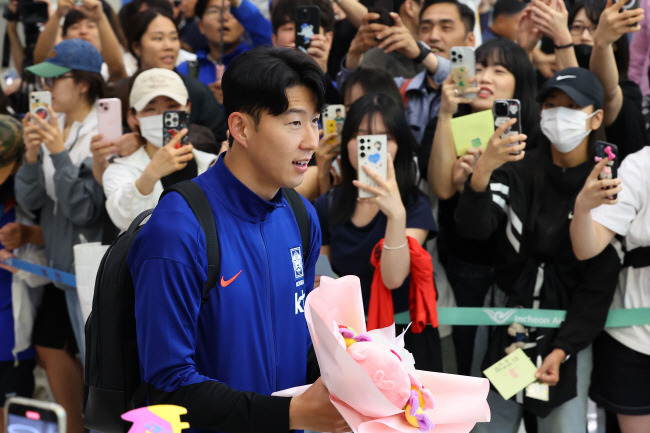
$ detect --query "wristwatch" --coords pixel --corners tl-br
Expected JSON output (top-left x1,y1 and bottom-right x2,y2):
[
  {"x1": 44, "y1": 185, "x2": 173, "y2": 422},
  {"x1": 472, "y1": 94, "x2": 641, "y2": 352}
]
[{"x1": 413, "y1": 41, "x2": 432, "y2": 63}]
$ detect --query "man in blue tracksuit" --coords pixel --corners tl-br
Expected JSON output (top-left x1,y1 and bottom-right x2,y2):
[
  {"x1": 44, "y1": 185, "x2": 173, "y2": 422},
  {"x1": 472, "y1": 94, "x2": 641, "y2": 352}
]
[
  {"x1": 127, "y1": 47, "x2": 347, "y2": 433},
  {"x1": 176, "y1": 0, "x2": 272, "y2": 86}
]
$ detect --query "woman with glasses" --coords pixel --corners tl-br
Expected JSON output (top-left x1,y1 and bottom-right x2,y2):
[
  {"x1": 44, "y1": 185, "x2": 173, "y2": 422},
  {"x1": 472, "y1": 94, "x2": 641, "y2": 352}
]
[
  {"x1": 16, "y1": 38, "x2": 107, "y2": 433},
  {"x1": 530, "y1": 0, "x2": 647, "y2": 160}
]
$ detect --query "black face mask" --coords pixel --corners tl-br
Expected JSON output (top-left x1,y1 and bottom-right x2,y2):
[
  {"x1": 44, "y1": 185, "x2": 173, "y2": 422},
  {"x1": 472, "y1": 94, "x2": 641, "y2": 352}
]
[{"x1": 574, "y1": 44, "x2": 593, "y2": 69}]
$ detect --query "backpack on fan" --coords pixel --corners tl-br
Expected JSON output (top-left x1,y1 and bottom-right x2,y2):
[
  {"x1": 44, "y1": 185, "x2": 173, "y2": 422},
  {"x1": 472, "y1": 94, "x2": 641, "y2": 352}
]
[{"x1": 83, "y1": 181, "x2": 310, "y2": 433}]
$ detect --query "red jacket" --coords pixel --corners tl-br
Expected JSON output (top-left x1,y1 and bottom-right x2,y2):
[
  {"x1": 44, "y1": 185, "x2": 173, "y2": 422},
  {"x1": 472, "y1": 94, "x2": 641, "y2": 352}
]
[{"x1": 367, "y1": 236, "x2": 438, "y2": 333}]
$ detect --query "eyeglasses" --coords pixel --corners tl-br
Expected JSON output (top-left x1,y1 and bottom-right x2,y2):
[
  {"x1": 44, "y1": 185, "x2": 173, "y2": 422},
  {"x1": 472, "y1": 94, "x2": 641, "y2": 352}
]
[
  {"x1": 570, "y1": 23, "x2": 597, "y2": 36},
  {"x1": 38, "y1": 73, "x2": 74, "y2": 89}
]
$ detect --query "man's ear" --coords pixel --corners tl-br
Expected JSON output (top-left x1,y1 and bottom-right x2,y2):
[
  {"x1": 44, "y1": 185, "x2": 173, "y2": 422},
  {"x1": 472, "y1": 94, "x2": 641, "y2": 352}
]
[
  {"x1": 271, "y1": 32, "x2": 278, "y2": 47},
  {"x1": 228, "y1": 112, "x2": 251, "y2": 148},
  {"x1": 198, "y1": 19, "x2": 206, "y2": 35},
  {"x1": 465, "y1": 31, "x2": 476, "y2": 48},
  {"x1": 404, "y1": 0, "x2": 419, "y2": 19},
  {"x1": 186, "y1": 102, "x2": 191, "y2": 115}
]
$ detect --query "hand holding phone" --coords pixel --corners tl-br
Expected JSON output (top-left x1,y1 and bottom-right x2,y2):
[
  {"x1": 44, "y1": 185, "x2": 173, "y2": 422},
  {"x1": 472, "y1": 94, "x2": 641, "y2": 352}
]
[
  {"x1": 450, "y1": 47, "x2": 477, "y2": 99},
  {"x1": 369, "y1": 0, "x2": 394, "y2": 26},
  {"x1": 97, "y1": 98, "x2": 123, "y2": 143},
  {"x1": 29, "y1": 91, "x2": 52, "y2": 126},
  {"x1": 163, "y1": 110, "x2": 190, "y2": 148},
  {"x1": 595, "y1": 141, "x2": 619, "y2": 199},
  {"x1": 357, "y1": 134, "x2": 387, "y2": 198},
  {"x1": 295, "y1": 5, "x2": 320, "y2": 53},
  {"x1": 493, "y1": 99, "x2": 522, "y2": 155},
  {"x1": 322, "y1": 104, "x2": 345, "y2": 148}
]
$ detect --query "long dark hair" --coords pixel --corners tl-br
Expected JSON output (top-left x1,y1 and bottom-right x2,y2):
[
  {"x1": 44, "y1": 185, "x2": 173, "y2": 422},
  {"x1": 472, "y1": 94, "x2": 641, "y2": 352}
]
[
  {"x1": 475, "y1": 38, "x2": 539, "y2": 134},
  {"x1": 329, "y1": 92, "x2": 420, "y2": 226}
]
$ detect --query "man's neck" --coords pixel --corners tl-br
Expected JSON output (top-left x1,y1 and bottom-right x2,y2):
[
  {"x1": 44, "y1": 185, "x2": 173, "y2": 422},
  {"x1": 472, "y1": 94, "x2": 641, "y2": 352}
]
[{"x1": 222, "y1": 145, "x2": 278, "y2": 201}]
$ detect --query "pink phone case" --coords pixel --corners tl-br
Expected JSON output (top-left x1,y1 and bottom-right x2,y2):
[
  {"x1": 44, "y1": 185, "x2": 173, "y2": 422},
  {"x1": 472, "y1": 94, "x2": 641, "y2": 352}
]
[{"x1": 97, "y1": 98, "x2": 123, "y2": 143}]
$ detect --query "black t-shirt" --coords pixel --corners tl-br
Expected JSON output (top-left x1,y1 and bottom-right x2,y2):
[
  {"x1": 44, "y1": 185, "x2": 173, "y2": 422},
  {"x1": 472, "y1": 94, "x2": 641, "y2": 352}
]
[
  {"x1": 604, "y1": 80, "x2": 649, "y2": 160},
  {"x1": 417, "y1": 104, "x2": 495, "y2": 265}
]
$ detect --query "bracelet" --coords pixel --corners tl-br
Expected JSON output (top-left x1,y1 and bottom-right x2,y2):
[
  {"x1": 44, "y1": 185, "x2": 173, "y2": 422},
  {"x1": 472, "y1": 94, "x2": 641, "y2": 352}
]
[
  {"x1": 553, "y1": 42, "x2": 574, "y2": 50},
  {"x1": 383, "y1": 241, "x2": 407, "y2": 250}
]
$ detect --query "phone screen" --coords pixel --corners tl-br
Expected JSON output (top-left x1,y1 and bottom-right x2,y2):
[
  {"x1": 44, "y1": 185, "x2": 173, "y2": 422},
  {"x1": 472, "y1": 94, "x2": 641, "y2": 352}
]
[{"x1": 7, "y1": 405, "x2": 61, "y2": 433}]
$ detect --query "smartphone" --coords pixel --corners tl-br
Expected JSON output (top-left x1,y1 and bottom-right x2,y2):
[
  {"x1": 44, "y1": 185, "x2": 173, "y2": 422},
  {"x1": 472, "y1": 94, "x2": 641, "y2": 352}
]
[
  {"x1": 369, "y1": 0, "x2": 394, "y2": 26},
  {"x1": 322, "y1": 104, "x2": 345, "y2": 148},
  {"x1": 595, "y1": 141, "x2": 619, "y2": 199},
  {"x1": 450, "y1": 46, "x2": 476, "y2": 99},
  {"x1": 616, "y1": 0, "x2": 639, "y2": 11},
  {"x1": 97, "y1": 98, "x2": 123, "y2": 143},
  {"x1": 493, "y1": 99, "x2": 522, "y2": 155},
  {"x1": 163, "y1": 110, "x2": 190, "y2": 148},
  {"x1": 29, "y1": 91, "x2": 52, "y2": 126},
  {"x1": 357, "y1": 134, "x2": 387, "y2": 199},
  {"x1": 4, "y1": 397, "x2": 66, "y2": 433},
  {"x1": 295, "y1": 5, "x2": 320, "y2": 54}
]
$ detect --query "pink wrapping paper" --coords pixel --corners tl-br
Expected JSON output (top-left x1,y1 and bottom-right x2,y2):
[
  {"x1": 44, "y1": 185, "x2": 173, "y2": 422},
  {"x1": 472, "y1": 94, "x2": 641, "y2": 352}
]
[{"x1": 291, "y1": 275, "x2": 490, "y2": 433}]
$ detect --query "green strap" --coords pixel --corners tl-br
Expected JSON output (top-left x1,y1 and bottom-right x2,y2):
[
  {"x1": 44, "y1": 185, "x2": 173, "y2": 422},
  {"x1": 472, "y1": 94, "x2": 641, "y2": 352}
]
[{"x1": 392, "y1": 307, "x2": 650, "y2": 328}]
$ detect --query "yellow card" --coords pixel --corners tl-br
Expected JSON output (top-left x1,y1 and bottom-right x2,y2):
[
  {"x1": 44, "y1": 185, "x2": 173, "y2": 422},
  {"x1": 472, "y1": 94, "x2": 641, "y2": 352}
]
[
  {"x1": 450, "y1": 109, "x2": 494, "y2": 156},
  {"x1": 483, "y1": 348, "x2": 538, "y2": 400}
]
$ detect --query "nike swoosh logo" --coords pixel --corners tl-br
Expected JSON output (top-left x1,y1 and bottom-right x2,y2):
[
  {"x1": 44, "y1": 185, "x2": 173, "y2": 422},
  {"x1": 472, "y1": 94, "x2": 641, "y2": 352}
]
[
  {"x1": 556, "y1": 75, "x2": 576, "y2": 81},
  {"x1": 221, "y1": 270, "x2": 242, "y2": 287}
]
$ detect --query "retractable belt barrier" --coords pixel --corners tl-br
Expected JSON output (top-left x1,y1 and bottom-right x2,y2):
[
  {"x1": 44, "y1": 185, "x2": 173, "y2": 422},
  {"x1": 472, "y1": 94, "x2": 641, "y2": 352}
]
[{"x1": 5, "y1": 258, "x2": 650, "y2": 328}]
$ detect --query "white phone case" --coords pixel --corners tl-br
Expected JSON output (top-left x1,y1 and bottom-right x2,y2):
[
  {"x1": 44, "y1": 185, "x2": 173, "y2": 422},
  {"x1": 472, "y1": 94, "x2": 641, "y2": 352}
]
[
  {"x1": 97, "y1": 98, "x2": 123, "y2": 143},
  {"x1": 5, "y1": 396, "x2": 67, "y2": 433},
  {"x1": 357, "y1": 134, "x2": 387, "y2": 198},
  {"x1": 450, "y1": 46, "x2": 477, "y2": 99},
  {"x1": 29, "y1": 91, "x2": 52, "y2": 125}
]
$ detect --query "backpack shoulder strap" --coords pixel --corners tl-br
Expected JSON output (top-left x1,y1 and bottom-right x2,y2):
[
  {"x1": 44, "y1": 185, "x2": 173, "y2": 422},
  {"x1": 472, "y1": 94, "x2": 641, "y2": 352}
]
[
  {"x1": 161, "y1": 180, "x2": 219, "y2": 303},
  {"x1": 282, "y1": 188, "x2": 311, "y2": 264}
]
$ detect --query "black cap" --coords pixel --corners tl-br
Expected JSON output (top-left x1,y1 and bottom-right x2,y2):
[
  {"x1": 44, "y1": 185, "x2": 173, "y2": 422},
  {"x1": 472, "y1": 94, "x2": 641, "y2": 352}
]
[{"x1": 537, "y1": 67, "x2": 604, "y2": 109}]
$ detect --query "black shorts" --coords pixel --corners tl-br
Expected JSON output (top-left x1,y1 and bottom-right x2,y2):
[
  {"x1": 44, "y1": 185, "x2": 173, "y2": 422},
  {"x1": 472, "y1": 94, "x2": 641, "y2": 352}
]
[
  {"x1": 590, "y1": 331, "x2": 650, "y2": 415},
  {"x1": 0, "y1": 358, "x2": 36, "y2": 405},
  {"x1": 31, "y1": 284, "x2": 79, "y2": 355}
]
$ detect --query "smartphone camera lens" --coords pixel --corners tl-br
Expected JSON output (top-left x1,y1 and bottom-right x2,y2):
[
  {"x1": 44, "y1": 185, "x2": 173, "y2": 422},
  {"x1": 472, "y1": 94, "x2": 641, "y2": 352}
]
[
  {"x1": 458, "y1": 54, "x2": 463, "y2": 60},
  {"x1": 360, "y1": 152, "x2": 366, "y2": 158},
  {"x1": 495, "y1": 102, "x2": 508, "y2": 117},
  {"x1": 360, "y1": 138, "x2": 366, "y2": 144}
]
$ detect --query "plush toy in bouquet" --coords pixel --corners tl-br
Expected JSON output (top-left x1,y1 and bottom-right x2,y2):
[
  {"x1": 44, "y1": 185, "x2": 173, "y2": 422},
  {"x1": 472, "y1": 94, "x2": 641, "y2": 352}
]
[{"x1": 275, "y1": 275, "x2": 491, "y2": 433}]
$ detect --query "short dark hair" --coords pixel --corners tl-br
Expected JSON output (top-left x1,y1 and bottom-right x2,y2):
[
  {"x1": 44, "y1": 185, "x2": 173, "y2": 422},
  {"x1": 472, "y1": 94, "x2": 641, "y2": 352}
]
[
  {"x1": 492, "y1": 0, "x2": 525, "y2": 20},
  {"x1": 222, "y1": 47, "x2": 326, "y2": 142},
  {"x1": 72, "y1": 70, "x2": 106, "y2": 105},
  {"x1": 340, "y1": 67, "x2": 402, "y2": 108},
  {"x1": 419, "y1": 0, "x2": 475, "y2": 33},
  {"x1": 126, "y1": 8, "x2": 176, "y2": 59},
  {"x1": 271, "y1": 0, "x2": 335, "y2": 34},
  {"x1": 62, "y1": 9, "x2": 88, "y2": 37},
  {"x1": 568, "y1": 0, "x2": 629, "y2": 78}
]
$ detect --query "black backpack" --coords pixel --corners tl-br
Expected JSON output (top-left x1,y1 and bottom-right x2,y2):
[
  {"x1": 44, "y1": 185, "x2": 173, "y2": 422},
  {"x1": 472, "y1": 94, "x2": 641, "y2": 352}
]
[{"x1": 83, "y1": 180, "x2": 311, "y2": 433}]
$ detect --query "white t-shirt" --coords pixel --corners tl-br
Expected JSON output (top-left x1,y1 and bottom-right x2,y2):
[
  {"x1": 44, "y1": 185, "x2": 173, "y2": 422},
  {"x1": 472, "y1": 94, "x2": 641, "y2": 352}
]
[
  {"x1": 103, "y1": 146, "x2": 217, "y2": 231},
  {"x1": 591, "y1": 146, "x2": 650, "y2": 355}
]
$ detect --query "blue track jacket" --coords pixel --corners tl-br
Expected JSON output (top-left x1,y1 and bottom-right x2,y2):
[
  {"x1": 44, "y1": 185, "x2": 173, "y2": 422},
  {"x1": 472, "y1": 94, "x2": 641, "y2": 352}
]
[{"x1": 127, "y1": 155, "x2": 321, "y2": 433}]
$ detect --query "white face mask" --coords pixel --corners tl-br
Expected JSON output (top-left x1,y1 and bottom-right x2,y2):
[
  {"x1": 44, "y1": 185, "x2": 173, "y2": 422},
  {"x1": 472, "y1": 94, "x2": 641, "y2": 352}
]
[
  {"x1": 137, "y1": 114, "x2": 164, "y2": 148},
  {"x1": 540, "y1": 106, "x2": 600, "y2": 154}
]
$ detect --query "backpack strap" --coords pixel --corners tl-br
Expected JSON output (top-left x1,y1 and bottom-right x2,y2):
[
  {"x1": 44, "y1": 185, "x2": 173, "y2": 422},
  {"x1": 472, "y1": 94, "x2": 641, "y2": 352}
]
[
  {"x1": 282, "y1": 188, "x2": 311, "y2": 264},
  {"x1": 161, "y1": 181, "x2": 219, "y2": 304}
]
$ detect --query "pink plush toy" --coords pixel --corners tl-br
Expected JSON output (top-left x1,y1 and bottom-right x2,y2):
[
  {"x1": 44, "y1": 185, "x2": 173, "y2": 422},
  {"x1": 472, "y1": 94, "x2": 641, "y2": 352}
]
[{"x1": 339, "y1": 326, "x2": 435, "y2": 431}]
